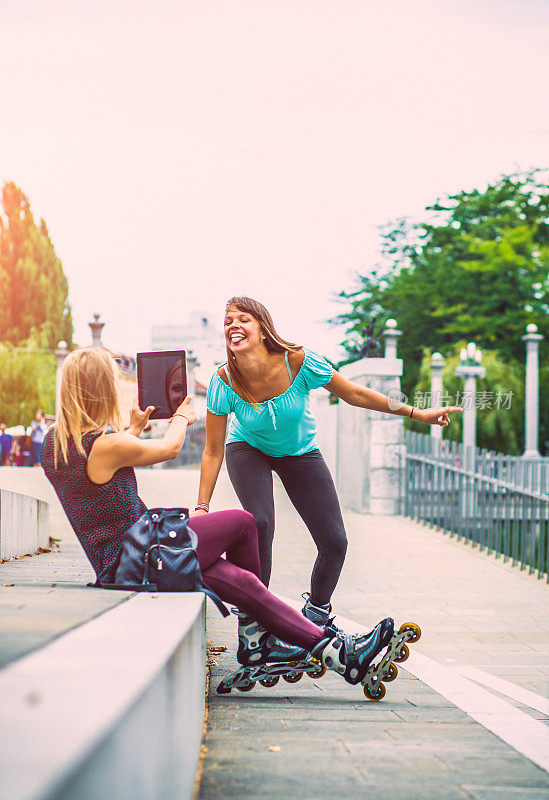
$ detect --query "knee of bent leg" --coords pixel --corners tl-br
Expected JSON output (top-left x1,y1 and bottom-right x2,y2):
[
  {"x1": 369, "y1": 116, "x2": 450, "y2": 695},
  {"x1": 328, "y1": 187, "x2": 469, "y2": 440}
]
[
  {"x1": 252, "y1": 512, "x2": 274, "y2": 543},
  {"x1": 234, "y1": 509, "x2": 256, "y2": 530},
  {"x1": 326, "y1": 529, "x2": 348, "y2": 562}
]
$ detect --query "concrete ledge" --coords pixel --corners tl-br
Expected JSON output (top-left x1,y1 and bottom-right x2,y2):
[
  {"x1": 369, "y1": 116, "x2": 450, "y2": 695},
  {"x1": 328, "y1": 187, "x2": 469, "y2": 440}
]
[
  {"x1": 0, "y1": 489, "x2": 49, "y2": 560},
  {"x1": 0, "y1": 592, "x2": 206, "y2": 800}
]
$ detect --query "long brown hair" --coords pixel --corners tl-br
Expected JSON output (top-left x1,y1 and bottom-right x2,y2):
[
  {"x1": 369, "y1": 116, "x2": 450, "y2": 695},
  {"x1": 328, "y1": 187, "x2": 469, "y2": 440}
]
[
  {"x1": 54, "y1": 348, "x2": 122, "y2": 466},
  {"x1": 225, "y1": 297, "x2": 301, "y2": 406}
]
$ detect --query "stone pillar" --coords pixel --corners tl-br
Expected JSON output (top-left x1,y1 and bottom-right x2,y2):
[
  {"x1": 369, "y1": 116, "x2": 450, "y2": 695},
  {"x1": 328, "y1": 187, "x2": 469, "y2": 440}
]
[
  {"x1": 89, "y1": 313, "x2": 105, "y2": 347},
  {"x1": 336, "y1": 320, "x2": 404, "y2": 515},
  {"x1": 383, "y1": 318, "x2": 402, "y2": 359},
  {"x1": 430, "y1": 352, "x2": 445, "y2": 441},
  {"x1": 55, "y1": 341, "x2": 69, "y2": 419},
  {"x1": 310, "y1": 390, "x2": 338, "y2": 479},
  {"x1": 522, "y1": 323, "x2": 543, "y2": 459}
]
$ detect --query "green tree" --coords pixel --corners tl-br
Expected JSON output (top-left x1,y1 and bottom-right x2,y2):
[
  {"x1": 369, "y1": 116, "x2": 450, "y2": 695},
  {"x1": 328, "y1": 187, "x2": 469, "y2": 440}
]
[
  {"x1": 333, "y1": 169, "x2": 548, "y2": 454},
  {"x1": 0, "y1": 347, "x2": 56, "y2": 427},
  {"x1": 0, "y1": 182, "x2": 73, "y2": 349},
  {"x1": 0, "y1": 182, "x2": 73, "y2": 425}
]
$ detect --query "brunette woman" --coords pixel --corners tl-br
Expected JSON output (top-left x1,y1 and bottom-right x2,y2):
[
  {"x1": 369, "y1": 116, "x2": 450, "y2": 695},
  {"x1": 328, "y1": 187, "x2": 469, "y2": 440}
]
[{"x1": 195, "y1": 297, "x2": 462, "y2": 627}]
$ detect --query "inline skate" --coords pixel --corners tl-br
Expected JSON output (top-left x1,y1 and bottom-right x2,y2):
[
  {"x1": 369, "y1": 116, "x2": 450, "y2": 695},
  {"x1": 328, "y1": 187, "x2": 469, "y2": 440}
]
[
  {"x1": 216, "y1": 613, "x2": 422, "y2": 700},
  {"x1": 216, "y1": 609, "x2": 328, "y2": 694},
  {"x1": 313, "y1": 619, "x2": 422, "y2": 700},
  {"x1": 301, "y1": 592, "x2": 341, "y2": 633}
]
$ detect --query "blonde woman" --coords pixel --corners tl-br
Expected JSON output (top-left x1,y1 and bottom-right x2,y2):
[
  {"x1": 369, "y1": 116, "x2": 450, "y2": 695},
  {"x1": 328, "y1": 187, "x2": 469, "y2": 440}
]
[
  {"x1": 195, "y1": 297, "x2": 463, "y2": 628},
  {"x1": 41, "y1": 347, "x2": 401, "y2": 691}
]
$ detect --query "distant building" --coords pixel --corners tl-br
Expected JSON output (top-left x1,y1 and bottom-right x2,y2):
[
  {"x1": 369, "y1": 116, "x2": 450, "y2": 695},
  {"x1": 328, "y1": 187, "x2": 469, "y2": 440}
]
[
  {"x1": 151, "y1": 312, "x2": 225, "y2": 365},
  {"x1": 151, "y1": 312, "x2": 226, "y2": 418}
]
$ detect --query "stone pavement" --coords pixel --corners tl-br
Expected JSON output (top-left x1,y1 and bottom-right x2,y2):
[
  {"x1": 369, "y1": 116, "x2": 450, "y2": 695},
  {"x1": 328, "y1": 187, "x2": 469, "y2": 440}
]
[
  {"x1": 198, "y1": 470, "x2": 549, "y2": 800},
  {"x1": 1, "y1": 466, "x2": 548, "y2": 800}
]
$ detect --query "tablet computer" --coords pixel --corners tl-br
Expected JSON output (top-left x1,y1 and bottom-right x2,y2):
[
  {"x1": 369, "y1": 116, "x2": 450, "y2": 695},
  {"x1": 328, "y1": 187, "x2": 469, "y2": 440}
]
[{"x1": 137, "y1": 350, "x2": 187, "y2": 420}]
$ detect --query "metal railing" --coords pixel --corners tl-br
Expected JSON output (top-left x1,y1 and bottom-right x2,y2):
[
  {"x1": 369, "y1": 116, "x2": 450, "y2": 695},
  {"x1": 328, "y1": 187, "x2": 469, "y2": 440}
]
[
  {"x1": 161, "y1": 418, "x2": 206, "y2": 468},
  {"x1": 399, "y1": 431, "x2": 549, "y2": 580}
]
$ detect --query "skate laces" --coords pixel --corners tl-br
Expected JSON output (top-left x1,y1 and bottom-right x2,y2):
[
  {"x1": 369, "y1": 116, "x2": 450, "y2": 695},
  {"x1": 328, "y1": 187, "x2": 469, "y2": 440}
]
[{"x1": 336, "y1": 629, "x2": 381, "y2": 666}]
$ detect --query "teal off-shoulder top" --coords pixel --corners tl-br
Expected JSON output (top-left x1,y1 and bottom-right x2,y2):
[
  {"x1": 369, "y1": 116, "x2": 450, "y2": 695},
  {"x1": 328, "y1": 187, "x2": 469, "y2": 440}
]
[{"x1": 206, "y1": 348, "x2": 334, "y2": 457}]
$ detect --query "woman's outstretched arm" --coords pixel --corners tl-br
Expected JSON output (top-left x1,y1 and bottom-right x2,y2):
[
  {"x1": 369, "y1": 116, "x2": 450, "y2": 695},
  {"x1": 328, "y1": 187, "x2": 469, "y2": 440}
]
[
  {"x1": 192, "y1": 411, "x2": 228, "y2": 516},
  {"x1": 87, "y1": 397, "x2": 197, "y2": 483},
  {"x1": 326, "y1": 372, "x2": 462, "y2": 427}
]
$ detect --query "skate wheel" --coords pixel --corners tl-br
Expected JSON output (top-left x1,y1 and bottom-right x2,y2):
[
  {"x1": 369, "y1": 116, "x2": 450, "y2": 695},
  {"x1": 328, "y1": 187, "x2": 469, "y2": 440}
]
[
  {"x1": 260, "y1": 675, "x2": 280, "y2": 687},
  {"x1": 398, "y1": 622, "x2": 421, "y2": 642},
  {"x1": 237, "y1": 681, "x2": 256, "y2": 692},
  {"x1": 393, "y1": 643, "x2": 409, "y2": 663},
  {"x1": 364, "y1": 682, "x2": 386, "y2": 701},
  {"x1": 383, "y1": 662, "x2": 398, "y2": 682},
  {"x1": 307, "y1": 664, "x2": 327, "y2": 679},
  {"x1": 283, "y1": 672, "x2": 302, "y2": 683}
]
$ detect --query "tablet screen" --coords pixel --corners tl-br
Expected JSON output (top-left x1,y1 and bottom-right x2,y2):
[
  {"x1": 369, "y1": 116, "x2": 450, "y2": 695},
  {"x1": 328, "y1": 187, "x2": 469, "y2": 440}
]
[{"x1": 137, "y1": 350, "x2": 187, "y2": 419}]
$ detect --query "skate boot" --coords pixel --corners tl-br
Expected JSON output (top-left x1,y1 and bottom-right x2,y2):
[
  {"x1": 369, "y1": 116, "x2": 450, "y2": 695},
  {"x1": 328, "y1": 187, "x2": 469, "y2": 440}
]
[
  {"x1": 301, "y1": 592, "x2": 341, "y2": 635},
  {"x1": 216, "y1": 610, "x2": 322, "y2": 695},
  {"x1": 312, "y1": 617, "x2": 395, "y2": 685},
  {"x1": 236, "y1": 611, "x2": 309, "y2": 666},
  {"x1": 312, "y1": 618, "x2": 423, "y2": 700}
]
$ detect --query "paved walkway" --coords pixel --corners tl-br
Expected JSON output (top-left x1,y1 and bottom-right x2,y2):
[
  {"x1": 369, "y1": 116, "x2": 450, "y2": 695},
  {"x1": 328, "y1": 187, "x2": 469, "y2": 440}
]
[
  {"x1": 198, "y1": 470, "x2": 549, "y2": 800},
  {"x1": 1, "y1": 466, "x2": 548, "y2": 800}
]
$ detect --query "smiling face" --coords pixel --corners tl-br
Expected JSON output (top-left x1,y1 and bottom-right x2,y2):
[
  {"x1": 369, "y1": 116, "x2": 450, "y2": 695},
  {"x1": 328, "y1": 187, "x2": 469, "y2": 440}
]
[
  {"x1": 165, "y1": 362, "x2": 186, "y2": 413},
  {"x1": 224, "y1": 305, "x2": 264, "y2": 355}
]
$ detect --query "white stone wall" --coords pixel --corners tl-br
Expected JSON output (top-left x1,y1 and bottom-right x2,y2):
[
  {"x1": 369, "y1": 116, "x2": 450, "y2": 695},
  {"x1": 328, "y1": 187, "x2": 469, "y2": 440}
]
[
  {"x1": 0, "y1": 489, "x2": 49, "y2": 560},
  {"x1": 310, "y1": 389, "x2": 337, "y2": 479},
  {"x1": 336, "y1": 375, "x2": 371, "y2": 512},
  {"x1": 335, "y1": 357, "x2": 405, "y2": 515}
]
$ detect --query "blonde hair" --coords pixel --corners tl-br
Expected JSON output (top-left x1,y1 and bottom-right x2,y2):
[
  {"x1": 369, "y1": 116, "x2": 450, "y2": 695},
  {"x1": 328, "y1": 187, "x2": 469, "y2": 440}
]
[
  {"x1": 54, "y1": 348, "x2": 122, "y2": 467},
  {"x1": 225, "y1": 297, "x2": 301, "y2": 406}
]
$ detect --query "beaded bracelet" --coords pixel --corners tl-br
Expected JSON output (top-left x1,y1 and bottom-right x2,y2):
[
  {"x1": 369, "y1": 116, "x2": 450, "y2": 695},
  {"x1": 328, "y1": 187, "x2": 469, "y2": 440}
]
[{"x1": 195, "y1": 503, "x2": 210, "y2": 512}]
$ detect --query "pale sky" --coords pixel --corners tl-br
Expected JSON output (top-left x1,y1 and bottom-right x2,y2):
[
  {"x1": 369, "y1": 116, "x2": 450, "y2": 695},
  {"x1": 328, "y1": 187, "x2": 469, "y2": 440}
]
[{"x1": 1, "y1": 0, "x2": 547, "y2": 362}]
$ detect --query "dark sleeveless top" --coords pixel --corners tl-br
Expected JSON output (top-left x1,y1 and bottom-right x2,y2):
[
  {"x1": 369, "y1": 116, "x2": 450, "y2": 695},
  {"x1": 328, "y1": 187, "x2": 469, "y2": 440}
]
[{"x1": 42, "y1": 428, "x2": 147, "y2": 583}]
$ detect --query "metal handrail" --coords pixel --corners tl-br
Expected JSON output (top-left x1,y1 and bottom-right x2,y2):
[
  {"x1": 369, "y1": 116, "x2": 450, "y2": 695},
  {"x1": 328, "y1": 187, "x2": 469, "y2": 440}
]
[
  {"x1": 401, "y1": 431, "x2": 549, "y2": 581},
  {"x1": 405, "y1": 453, "x2": 548, "y2": 502}
]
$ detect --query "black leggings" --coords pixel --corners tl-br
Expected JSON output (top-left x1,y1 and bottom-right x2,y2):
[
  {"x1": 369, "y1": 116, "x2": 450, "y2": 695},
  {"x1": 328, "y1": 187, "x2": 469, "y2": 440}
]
[{"x1": 225, "y1": 442, "x2": 347, "y2": 606}]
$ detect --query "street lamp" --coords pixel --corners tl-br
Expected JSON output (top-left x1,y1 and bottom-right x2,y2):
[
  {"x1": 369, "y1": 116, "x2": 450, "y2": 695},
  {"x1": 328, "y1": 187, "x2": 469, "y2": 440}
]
[
  {"x1": 455, "y1": 342, "x2": 486, "y2": 453},
  {"x1": 89, "y1": 313, "x2": 105, "y2": 348},
  {"x1": 460, "y1": 343, "x2": 482, "y2": 367},
  {"x1": 55, "y1": 341, "x2": 69, "y2": 419}
]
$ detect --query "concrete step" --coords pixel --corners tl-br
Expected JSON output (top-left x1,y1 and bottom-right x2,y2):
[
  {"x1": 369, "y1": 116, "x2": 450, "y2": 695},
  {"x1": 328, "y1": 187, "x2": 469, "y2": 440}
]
[{"x1": 0, "y1": 592, "x2": 206, "y2": 800}]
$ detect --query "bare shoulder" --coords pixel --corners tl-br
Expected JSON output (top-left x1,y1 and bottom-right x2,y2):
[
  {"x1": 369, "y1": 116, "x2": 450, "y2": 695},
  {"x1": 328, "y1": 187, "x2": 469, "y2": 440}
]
[
  {"x1": 90, "y1": 431, "x2": 137, "y2": 458},
  {"x1": 288, "y1": 348, "x2": 306, "y2": 378},
  {"x1": 217, "y1": 365, "x2": 229, "y2": 386},
  {"x1": 86, "y1": 431, "x2": 138, "y2": 483}
]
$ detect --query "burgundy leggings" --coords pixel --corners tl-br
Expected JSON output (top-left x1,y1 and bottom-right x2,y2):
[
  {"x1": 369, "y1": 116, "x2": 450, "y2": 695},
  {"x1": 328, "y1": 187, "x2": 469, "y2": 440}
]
[{"x1": 190, "y1": 509, "x2": 325, "y2": 651}]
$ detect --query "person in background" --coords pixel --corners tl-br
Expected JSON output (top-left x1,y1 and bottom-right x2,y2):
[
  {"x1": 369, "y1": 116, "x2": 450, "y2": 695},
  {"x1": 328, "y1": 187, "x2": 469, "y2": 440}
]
[
  {"x1": 13, "y1": 434, "x2": 29, "y2": 467},
  {"x1": 29, "y1": 409, "x2": 48, "y2": 466},
  {"x1": 0, "y1": 423, "x2": 13, "y2": 466}
]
